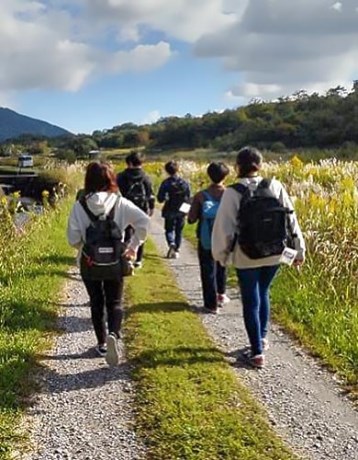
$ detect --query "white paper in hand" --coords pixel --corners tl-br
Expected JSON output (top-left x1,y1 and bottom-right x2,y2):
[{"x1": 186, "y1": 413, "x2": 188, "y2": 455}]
[
  {"x1": 179, "y1": 202, "x2": 191, "y2": 214},
  {"x1": 279, "y1": 247, "x2": 298, "y2": 266}
]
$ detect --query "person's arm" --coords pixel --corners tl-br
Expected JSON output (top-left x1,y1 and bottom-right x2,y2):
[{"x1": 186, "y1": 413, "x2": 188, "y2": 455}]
[
  {"x1": 278, "y1": 183, "x2": 306, "y2": 263},
  {"x1": 117, "y1": 173, "x2": 127, "y2": 196},
  {"x1": 144, "y1": 176, "x2": 155, "y2": 213},
  {"x1": 67, "y1": 204, "x2": 83, "y2": 249},
  {"x1": 157, "y1": 180, "x2": 168, "y2": 203},
  {"x1": 121, "y1": 199, "x2": 150, "y2": 252},
  {"x1": 212, "y1": 188, "x2": 239, "y2": 266},
  {"x1": 187, "y1": 192, "x2": 201, "y2": 224}
]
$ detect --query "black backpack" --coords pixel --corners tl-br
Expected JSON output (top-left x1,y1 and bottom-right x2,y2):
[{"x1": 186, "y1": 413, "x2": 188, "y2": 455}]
[
  {"x1": 168, "y1": 178, "x2": 188, "y2": 212},
  {"x1": 126, "y1": 179, "x2": 147, "y2": 210},
  {"x1": 79, "y1": 197, "x2": 126, "y2": 280},
  {"x1": 231, "y1": 179, "x2": 294, "y2": 259}
]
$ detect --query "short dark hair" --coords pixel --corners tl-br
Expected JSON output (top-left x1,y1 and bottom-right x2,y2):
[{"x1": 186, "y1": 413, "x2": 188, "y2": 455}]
[
  {"x1": 84, "y1": 161, "x2": 119, "y2": 194},
  {"x1": 165, "y1": 160, "x2": 179, "y2": 176},
  {"x1": 236, "y1": 146, "x2": 262, "y2": 177},
  {"x1": 126, "y1": 151, "x2": 144, "y2": 167},
  {"x1": 207, "y1": 162, "x2": 230, "y2": 184}
]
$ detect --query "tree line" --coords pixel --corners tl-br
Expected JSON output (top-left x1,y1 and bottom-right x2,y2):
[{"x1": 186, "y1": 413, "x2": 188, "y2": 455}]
[{"x1": 2, "y1": 82, "x2": 358, "y2": 160}]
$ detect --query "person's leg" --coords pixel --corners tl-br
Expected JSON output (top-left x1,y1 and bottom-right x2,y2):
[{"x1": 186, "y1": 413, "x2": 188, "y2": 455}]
[
  {"x1": 164, "y1": 215, "x2": 176, "y2": 247},
  {"x1": 236, "y1": 268, "x2": 262, "y2": 355},
  {"x1": 216, "y1": 262, "x2": 227, "y2": 295},
  {"x1": 103, "y1": 279, "x2": 124, "y2": 366},
  {"x1": 135, "y1": 243, "x2": 144, "y2": 264},
  {"x1": 83, "y1": 279, "x2": 106, "y2": 345},
  {"x1": 103, "y1": 279, "x2": 124, "y2": 338},
  {"x1": 198, "y1": 244, "x2": 217, "y2": 310},
  {"x1": 258, "y1": 265, "x2": 280, "y2": 339},
  {"x1": 174, "y1": 214, "x2": 185, "y2": 251}
]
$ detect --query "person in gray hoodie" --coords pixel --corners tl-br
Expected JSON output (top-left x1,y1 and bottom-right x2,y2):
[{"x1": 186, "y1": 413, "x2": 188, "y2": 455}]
[
  {"x1": 212, "y1": 147, "x2": 305, "y2": 369},
  {"x1": 67, "y1": 161, "x2": 150, "y2": 366}
]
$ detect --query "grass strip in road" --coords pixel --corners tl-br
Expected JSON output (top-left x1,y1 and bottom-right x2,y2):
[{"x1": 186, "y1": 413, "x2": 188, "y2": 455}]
[
  {"x1": 125, "y1": 239, "x2": 298, "y2": 460},
  {"x1": 0, "y1": 198, "x2": 75, "y2": 459}
]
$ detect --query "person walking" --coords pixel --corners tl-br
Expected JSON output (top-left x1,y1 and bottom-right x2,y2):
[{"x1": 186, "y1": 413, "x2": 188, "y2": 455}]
[
  {"x1": 67, "y1": 161, "x2": 150, "y2": 366},
  {"x1": 157, "y1": 160, "x2": 190, "y2": 259},
  {"x1": 212, "y1": 147, "x2": 305, "y2": 368},
  {"x1": 188, "y1": 162, "x2": 230, "y2": 313},
  {"x1": 117, "y1": 151, "x2": 155, "y2": 268}
]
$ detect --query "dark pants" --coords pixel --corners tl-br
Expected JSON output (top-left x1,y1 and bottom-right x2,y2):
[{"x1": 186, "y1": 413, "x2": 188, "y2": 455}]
[
  {"x1": 198, "y1": 244, "x2": 227, "y2": 309},
  {"x1": 236, "y1": 265, "x2": 279, "y2": 355},
  {"x1": 83, "y1": 279, "x2": 124, "y2": 345},
  {"x1": 125, "y1": 226, "x2": 144, "y2": 263},
  {"x1": 164, "y1": 213, "x2": 185, "y2": 250}
]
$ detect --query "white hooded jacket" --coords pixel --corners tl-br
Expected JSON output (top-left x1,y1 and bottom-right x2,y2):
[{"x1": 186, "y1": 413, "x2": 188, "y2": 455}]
[
  {"x1": 67, "y1": 192, "x2": 150, "y2": 252},
  {"x1": 212, "y1": 177, "x2": 305, "y2": 269}
]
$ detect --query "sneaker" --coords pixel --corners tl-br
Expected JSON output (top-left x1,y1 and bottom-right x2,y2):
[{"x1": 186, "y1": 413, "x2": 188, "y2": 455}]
[
  {"x1": 134, "y1": 261, "x2": 143, "y2": 269},
  {"x1": 105, "y1": 333, "x2": 120, "y2": 366},
  {"x1": 217, "y1": 293, "x2": 230, "y2": 307},
  {"x1": 202, "y1": 306, "x2": 218, "y2": 315},
  {"x1": 262, "y1": 338, "x2": 269, "y2": 351},
  {"x1": 174, "y1": 251, "x2": 180, "y2": 259},
  {"x1": 250, "y1": 354, "x2": 265, "y2": 369},
  {"x1": 95, "y1": 344, "x2": 107, "y2": 357},
  {"x1": 167, "y1": 244, "x2": 176, "y2": 259},
  {"x1": 238, "y1": 350, "x2": 265, "y2": 369}
]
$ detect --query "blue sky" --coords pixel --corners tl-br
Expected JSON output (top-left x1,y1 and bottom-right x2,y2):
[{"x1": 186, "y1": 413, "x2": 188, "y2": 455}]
[{"x1": 1, "y1": 0, "x2": 357, "y2": 135}]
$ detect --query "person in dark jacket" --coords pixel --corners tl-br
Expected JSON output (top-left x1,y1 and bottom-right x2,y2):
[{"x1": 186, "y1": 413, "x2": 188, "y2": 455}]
[
  {"x1": 117, "y1": 151, "x2": 155, "y2": 268},
  {"x1": 157, "y1": 160, "x2": 190, "y2": 258}
]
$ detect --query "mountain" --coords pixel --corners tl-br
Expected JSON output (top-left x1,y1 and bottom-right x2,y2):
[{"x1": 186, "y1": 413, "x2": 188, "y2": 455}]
[{"x1": 0, "y1": 107, "x2": 71, "y2": 142}]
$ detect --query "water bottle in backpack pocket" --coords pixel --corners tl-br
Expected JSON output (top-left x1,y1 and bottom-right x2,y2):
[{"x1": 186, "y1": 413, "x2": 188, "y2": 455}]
[
  {"x1": 199, "y1": 191, "x2": 220, "y2": 250},
  {"x1": 231, "y1": 179, "x2": 295, "y2": 259}
]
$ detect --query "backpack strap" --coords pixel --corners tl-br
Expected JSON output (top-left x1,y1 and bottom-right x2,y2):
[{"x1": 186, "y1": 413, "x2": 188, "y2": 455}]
[
  {"x1": 80, "y1": 197, "x2": 99, "y2": 222},
  {"x1": 80, "y1": 195, "x2": 119, "y2": 222},
  {"x1": 257, "y1": 178, "x2": 272, "y2": 189},
  {"x1": 229, "y1": 183, "x2": 248, "y2": 195}
]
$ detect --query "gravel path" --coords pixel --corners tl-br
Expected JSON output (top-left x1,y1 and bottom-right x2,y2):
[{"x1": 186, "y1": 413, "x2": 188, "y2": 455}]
[
  {"x1": 21, "y1": 269, "x2": 145, "y2": 460},
  {"x1": 150, "y1": 211, "x2": 358, "y2": 460}
]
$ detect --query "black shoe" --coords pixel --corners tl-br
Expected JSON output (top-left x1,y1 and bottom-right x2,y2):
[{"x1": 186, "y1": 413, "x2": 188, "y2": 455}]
[{"x1": 95, "y1": 344, "x2": 107, "y2": 357}]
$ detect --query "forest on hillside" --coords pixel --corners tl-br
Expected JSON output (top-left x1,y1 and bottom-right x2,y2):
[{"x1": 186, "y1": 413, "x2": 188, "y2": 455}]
[{"x1": 2, "y1": 82, "x2": 358, "y2": 159}]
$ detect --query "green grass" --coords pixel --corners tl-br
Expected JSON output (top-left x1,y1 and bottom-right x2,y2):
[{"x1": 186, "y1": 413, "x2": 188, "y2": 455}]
[
  {"x1": 0, "y1": 198, "x2": 75, "y2": 459},
  {"x1": 183, "y1": 221, "x2": 357, "y2": 400},
  {"x1": 124, "y1": 239, "x2": 299, "y2": 460},
  {"x1": 271, "y1": 262, "x2": 358, "y2": 399}
]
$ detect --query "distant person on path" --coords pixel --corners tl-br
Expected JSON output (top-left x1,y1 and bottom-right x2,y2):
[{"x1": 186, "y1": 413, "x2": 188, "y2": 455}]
[
  {"x1": 188, "y1": 162, "x2": 230, "y2": 314},
  {"x1": 212, "y1": 147, "x2": 305, "y2": 368},
  {"x1": 67, "y1": 161, "x2": 150, "y2": 365},
  {"x1": 117, "y1": 151, "x2": 155, "y2": 269},
  {"x1": 157, "y1": 160, "x2": 191, "y2": 258}
]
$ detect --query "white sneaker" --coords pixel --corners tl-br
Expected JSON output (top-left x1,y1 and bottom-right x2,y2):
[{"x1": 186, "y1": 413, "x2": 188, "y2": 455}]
[
  {"x1": 174, "y1": 251, "x2": 179, "y2": 259},
  {"x1": 105, "y1": 333, "x2": 120, "y2": 366},
  {"x1": 217, "y1": 293, "x2": 230, "y2": 307}
]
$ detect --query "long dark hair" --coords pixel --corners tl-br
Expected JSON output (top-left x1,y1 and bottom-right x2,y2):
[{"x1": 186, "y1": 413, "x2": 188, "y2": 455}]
[
  {"x1": 84, "y1": 162, "x2": 119, "y2": 194},
  {"x1": 236, "y1": 146, "x2": 262, "y2": 178}
]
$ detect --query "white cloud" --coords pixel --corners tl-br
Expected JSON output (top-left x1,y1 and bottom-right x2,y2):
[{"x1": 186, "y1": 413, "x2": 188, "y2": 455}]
[
  {"x1": 196, "y1": 0, "x2": 358, "y2": 100},
  {"x1": 331, "y1": 2, "x2": 342, "y2": 12},
  {"x1": 142, "y1": 110, "x2": 161, "y2": 124},
  {"x1": 0, "y1": 1, "x2": 173, "y2": 93}
]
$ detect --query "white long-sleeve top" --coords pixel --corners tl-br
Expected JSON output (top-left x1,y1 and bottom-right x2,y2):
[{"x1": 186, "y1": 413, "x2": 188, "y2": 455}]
[
  {"x1": 212, "y1": 177, "x2": 306, "y2": 269},
  {"x1": 67, "y1": 192, "x2": 150, "y2": 252}
]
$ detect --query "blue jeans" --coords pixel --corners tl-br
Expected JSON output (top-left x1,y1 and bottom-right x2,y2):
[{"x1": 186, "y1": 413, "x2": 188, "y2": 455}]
[
  {"x1": 236, "y1": 265, "x2": 279, "y2": 355},
  {"x1": 198, "y1": 244, "x2": 227, "y2": 309},
  {"x1": 164, "y1": 213, "x2": 185, "y2": 250}
]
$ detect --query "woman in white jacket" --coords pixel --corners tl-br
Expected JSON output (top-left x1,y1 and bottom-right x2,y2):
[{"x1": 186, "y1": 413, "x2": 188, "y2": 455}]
[
  {"x1": 67, "y1": 161, "x2": 150, "y2": 366},
  {"x1": 212, "y1": 147, "x2": 305, "y2": 368}
]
